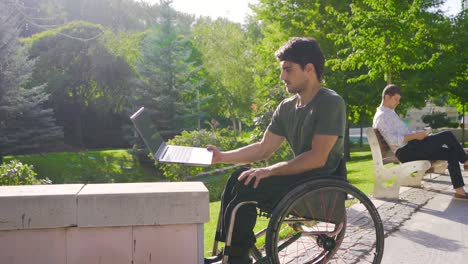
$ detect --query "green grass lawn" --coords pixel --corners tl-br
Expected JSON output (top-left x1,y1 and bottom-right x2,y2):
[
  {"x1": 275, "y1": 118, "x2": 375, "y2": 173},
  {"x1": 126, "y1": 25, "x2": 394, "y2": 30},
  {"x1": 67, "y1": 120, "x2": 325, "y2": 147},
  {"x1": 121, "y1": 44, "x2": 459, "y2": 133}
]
[{"x1": 4, "y1": 149, "x2": 160, "y2": 184}]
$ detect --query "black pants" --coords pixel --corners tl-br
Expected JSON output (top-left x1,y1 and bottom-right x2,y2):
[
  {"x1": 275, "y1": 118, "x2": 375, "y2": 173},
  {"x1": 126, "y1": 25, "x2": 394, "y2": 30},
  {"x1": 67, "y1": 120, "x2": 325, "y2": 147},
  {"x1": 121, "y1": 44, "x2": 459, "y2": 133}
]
[
  {"x1": 215, "y1": 167, "x2": 335, "y2": 256},
  {"x1": 396, "y1": 130, "x2": 467, "y2": 189}
]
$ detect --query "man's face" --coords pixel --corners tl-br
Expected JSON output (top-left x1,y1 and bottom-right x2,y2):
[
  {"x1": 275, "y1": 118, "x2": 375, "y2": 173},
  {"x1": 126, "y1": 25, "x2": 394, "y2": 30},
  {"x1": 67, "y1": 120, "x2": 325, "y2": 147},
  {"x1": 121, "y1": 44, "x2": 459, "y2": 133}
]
[
  {"x1": 385, "y1": 94, "x2": 401, "y2": 109},
  {"x1": 280, "y1": 61, "x2": 310, "y2": 94}
]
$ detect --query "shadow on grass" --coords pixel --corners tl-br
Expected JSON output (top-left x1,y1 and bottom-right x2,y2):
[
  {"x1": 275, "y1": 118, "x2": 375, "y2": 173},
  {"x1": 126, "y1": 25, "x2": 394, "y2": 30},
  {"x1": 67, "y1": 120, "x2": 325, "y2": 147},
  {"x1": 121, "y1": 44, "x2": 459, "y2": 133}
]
[
  {"x1": 348, "y1": 153, "x2": 373, "y2": 162},
  {"x1": 347, "y1": 174, "x2": 372, "y2": 185}
]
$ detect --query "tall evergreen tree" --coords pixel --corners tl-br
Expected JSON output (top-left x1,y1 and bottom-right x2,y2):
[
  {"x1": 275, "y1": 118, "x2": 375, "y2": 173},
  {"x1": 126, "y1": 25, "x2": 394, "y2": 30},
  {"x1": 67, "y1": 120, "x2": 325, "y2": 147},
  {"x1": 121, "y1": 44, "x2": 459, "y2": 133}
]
[
  {"x1": 134, "y1": 0, "x2": 203, "y2": 138},
  {"x1": 0, "y1": 0, "x2": 63, "y2": 155}
]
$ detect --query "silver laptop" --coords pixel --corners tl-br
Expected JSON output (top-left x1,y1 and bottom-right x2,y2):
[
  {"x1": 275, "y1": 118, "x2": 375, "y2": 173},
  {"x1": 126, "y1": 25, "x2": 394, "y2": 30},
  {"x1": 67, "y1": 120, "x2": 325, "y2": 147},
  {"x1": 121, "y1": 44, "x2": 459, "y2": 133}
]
[{"x1": 130, "y1": 107, "x2": 213, "y2": 166}]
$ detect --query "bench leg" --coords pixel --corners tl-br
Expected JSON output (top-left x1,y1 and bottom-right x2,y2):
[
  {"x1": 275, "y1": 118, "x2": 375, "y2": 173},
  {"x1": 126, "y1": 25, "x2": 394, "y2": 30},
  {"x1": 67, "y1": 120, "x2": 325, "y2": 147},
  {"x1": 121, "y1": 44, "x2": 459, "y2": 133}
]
[
  {"x1": 373, "y1": 175, "x2": 400, "y2": 200},
  {"x1": 400, "y1": 171, "x2": 424, "y2": 187},
  {"x1": 432, "y1": 161, "x2": 448, "y2": 174}
]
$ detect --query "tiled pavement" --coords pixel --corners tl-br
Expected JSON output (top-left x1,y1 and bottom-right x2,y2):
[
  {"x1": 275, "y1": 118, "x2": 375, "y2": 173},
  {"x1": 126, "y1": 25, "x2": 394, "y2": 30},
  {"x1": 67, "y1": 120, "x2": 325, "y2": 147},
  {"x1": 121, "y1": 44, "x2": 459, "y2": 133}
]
[{"x1": 378, "y1": 168, "x2": 468, "y2": 264}]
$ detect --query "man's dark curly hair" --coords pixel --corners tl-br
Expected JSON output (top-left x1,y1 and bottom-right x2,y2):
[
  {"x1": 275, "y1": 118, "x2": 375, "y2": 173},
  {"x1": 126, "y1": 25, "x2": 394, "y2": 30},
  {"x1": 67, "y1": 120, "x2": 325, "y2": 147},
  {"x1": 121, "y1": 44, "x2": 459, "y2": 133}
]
[{"x1": 275, "y1": 37, "x2": 325, "y2": 81}]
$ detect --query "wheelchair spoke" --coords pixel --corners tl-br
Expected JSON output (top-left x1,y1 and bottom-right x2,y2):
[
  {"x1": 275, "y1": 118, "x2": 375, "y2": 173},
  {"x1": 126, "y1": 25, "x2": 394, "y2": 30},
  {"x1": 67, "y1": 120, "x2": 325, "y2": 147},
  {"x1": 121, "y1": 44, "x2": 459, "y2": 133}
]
[{"x1": 277, "y1": 232, "x2": 302, "y2": 251}]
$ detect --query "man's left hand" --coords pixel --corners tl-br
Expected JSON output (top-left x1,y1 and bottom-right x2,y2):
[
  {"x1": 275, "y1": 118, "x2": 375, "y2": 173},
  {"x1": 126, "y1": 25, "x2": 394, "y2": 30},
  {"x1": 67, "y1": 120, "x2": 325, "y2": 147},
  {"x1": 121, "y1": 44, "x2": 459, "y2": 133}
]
[{"x1": 238, "y1": 168, "x2": 273, "y2": 189}]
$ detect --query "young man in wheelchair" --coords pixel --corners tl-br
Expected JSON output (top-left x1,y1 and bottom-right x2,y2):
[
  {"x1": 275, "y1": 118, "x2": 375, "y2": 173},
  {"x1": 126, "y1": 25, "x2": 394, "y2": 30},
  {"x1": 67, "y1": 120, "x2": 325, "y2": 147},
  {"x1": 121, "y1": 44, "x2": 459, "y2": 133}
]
[{"x1": 206, "y1": 37, "x2": 347, "y2": 264}]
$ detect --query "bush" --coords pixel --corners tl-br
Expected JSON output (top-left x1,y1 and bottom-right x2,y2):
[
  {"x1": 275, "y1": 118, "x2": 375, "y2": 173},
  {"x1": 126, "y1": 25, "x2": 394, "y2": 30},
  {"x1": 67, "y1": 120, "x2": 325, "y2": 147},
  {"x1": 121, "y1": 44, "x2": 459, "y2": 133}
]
[
  {"x1": 159, "y1": 129, "x2": 244, "y2": 181},
  {"x1": 160, "y1": 128, "x2": 296, "y2": 181},
  {"x1": 422, "y1": 112, "x2": 451, "y2": 129},
  {"x1": 0, "y1": 160, "x2": 49, "y2": 185},
  {"x1": 449, "y1": 122, "x2": 460, "y2": 128}
]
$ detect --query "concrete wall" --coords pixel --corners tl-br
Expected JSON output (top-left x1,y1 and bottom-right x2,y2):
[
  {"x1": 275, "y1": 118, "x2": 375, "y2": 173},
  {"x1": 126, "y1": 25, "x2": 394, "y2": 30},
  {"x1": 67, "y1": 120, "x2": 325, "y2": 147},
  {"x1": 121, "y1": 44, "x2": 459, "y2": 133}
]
[{"x1": 0, "y1": 182, "x2": 209, "y2": 264}]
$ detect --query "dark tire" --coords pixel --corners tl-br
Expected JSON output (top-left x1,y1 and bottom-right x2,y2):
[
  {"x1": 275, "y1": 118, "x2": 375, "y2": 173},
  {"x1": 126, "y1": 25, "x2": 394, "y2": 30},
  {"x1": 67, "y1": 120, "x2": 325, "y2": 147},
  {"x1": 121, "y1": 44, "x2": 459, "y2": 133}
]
[{"x1": 265, "y1": 178, "x2": 384, "y2": 264}]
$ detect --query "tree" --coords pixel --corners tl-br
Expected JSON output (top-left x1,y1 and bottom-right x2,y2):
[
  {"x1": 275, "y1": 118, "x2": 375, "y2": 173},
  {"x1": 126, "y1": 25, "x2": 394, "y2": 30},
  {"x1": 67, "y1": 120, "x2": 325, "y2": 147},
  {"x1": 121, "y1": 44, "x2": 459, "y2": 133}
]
[
  {"x1": 132, "y1": 0, "x2": 204, "y2": 138},
  {"x1": 192, "y1": 18, "x2": 256, "y2": 135},
  {"x1": 447, "y1": 10, "x2": 468, "y2": 143},
  {"x1": 24, "y1": 21, "x2": 133, "y2": 147},
  {"x1": 327, "y1": 0, "x2": 448, "y2": 87},
  {"x1": 0, "y1": 0, "x2": 63, "y2": 155},
  {"x1": 0, "y1": 83, "x2": 64, "y2": 154},
  {"x1": 59, "y1": 0, "x2": 147, "y2": 32},
  {"x1": 324, "y1": 0, "x2": 455, "y2": 154},
  {"x1": 9, "y1": 0, "x2": 66, "y2": 37}
]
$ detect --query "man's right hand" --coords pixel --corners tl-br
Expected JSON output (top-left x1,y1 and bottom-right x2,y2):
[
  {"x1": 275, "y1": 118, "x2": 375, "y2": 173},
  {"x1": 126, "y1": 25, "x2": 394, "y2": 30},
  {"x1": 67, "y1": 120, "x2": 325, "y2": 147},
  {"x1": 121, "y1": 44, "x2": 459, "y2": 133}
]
[
  {"x1": 206, "y1": 145, "x2": 222, "y2": 164},
  {"x1": 413, "y1": 131, "x2": 430, "y2": 140}
]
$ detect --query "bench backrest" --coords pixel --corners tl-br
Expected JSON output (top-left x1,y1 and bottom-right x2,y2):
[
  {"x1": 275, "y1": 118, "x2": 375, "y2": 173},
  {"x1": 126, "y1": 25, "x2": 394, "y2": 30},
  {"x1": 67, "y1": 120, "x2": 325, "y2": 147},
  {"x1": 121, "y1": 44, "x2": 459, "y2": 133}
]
[
  {"x1": 366, "y1": 128, "x2": 400, "y2": 169},
  {"x1": 373, "y1": 129, "x2": 400, "y2": 164}
]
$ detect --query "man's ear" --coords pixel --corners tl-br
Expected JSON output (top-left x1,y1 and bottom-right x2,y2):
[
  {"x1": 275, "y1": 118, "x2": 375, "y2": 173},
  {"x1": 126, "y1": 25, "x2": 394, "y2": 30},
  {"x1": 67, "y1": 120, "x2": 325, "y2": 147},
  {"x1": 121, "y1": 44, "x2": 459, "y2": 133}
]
[{"x1": 305, "y1": 63, "x2": 315, "y2": 74}]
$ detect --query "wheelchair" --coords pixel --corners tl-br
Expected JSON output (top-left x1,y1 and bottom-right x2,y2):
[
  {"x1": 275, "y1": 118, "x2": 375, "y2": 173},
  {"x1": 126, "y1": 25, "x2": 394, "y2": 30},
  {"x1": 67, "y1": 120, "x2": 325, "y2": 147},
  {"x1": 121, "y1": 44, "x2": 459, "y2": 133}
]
[{"x1": 205, "y1": 160, "x2": 385, "y2": 264}]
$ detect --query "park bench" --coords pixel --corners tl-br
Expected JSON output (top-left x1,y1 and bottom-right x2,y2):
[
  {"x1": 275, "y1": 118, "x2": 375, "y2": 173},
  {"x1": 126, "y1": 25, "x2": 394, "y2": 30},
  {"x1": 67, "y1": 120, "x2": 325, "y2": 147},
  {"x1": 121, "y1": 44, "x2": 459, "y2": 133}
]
[{"x1": 366, "y1": 128, "x2": 447, "y2": 199}]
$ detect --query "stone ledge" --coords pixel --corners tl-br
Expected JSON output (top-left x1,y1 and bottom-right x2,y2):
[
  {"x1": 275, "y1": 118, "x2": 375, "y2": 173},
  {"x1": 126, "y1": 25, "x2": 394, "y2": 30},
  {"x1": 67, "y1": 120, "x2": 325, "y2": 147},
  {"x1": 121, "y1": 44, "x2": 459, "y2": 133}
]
[
  {"x1": 77, "y1": 182, "x2": 209, "y2": 227},
  {"x1": 0, "y1": 182, "x2": 209, "y2": 230},
  {"x1": 0, "y1": 184, "x2": 84, "y2": 230}
]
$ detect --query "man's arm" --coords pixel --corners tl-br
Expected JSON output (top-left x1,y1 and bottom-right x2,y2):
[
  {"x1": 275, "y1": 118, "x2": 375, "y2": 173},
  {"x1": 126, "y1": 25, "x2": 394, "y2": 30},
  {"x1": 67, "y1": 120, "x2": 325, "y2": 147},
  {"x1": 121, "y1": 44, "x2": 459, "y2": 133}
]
[
  {"x1": 403, "y1": 131, "x2": 429, "y2": 142},
  {"x1": 239, "y1": 134, "x2": 338, "y2": 188},
  {"x1": 207, "y1": 130, "x2": 285, "y2": 164},
  {"x1": 266, "y1": 134, "x2": 338, "y2": 175}
]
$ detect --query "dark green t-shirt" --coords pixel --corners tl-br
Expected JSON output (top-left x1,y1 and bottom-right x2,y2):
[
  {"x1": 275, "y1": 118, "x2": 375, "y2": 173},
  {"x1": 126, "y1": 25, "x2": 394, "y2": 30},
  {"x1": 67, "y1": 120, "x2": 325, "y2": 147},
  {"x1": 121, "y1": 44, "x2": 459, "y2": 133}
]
[{"x1": 267, "y1": 88, "x2": 346, "y2": 174}]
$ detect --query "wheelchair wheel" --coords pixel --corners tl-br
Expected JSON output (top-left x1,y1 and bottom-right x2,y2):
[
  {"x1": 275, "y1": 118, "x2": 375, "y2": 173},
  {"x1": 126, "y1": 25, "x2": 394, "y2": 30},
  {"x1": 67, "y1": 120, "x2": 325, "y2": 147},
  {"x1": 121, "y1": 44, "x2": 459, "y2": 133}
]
[{"x1": 265, "y1": 178, "x2": 384, "y2": 264}]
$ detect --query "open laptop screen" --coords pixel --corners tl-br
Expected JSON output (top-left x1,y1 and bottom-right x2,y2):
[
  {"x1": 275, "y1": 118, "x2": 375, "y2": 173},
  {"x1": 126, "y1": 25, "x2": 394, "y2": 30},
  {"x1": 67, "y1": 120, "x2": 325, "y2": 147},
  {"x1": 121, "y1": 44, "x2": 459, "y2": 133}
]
[
  {"x1": 130, "y1": 107, "x2": 164, "y2": 155},
  {"x1": 130, "y1": 107, "x2": 213, "y2": 166}
]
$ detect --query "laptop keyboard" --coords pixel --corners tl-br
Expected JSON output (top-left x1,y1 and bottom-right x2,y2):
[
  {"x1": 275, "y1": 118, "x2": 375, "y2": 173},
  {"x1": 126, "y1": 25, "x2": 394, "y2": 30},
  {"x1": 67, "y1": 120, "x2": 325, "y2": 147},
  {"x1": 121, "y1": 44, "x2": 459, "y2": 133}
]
[{"x1": 164, "y1": 146, "x2": 192, "y2": 162}]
